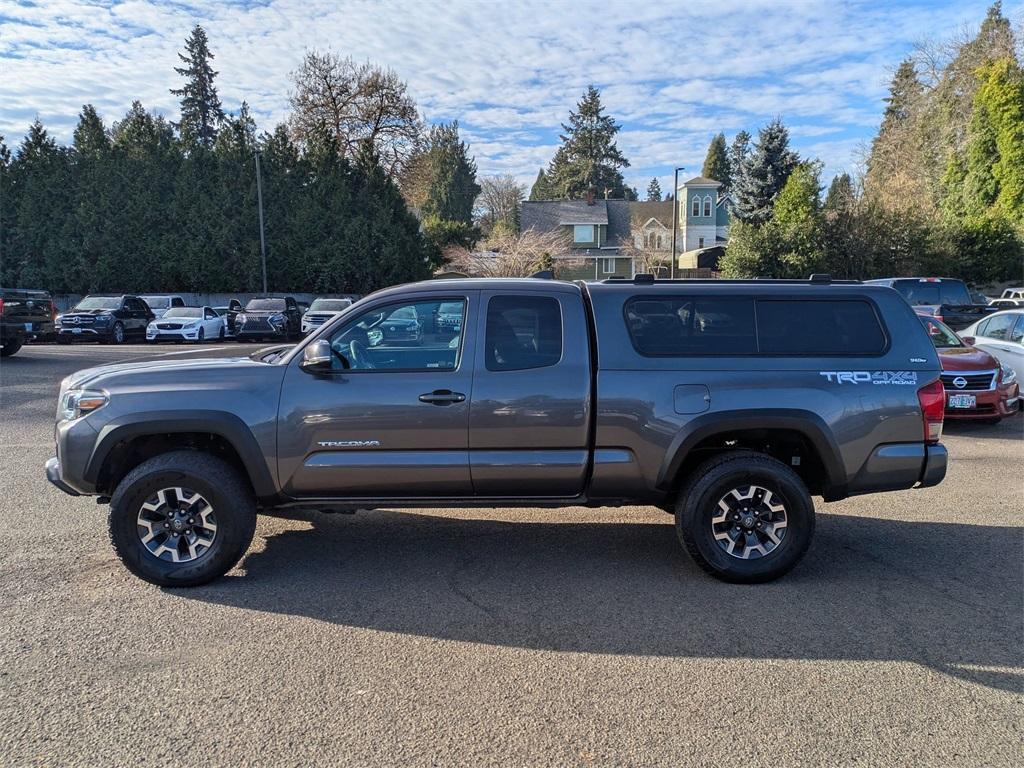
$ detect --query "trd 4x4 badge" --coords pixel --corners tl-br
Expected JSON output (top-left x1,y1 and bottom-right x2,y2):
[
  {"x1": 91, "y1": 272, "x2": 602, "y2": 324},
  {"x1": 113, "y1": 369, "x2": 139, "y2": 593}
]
[{"x1": 819, "y1": 371, "x2": 918, "y2": 385}]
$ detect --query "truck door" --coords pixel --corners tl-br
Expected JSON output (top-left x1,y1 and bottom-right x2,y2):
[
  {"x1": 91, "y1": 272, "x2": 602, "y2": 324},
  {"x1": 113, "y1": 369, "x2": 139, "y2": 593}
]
[
  {"x1": 468, "y1": 288, "x2": 592, "y2": 497},
  {"x1": 277, "y1": 291, "x2": 477, "y2": 498}
]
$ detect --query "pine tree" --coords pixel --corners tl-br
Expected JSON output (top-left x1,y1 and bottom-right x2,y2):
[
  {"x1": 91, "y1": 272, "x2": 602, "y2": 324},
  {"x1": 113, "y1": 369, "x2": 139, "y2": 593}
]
[
  {"x1": 824, "y1": 173, "x2": 855, "y2": 212},
  {"x1": 0, "y1": 135, "x2": 14, "y2": 286},
  {"x1": 72, "y1": 105, "x2": 110, "y2": 158},
  {"x1": 546, "y1": 86, "x2": 630, "y2": 199},
  {"x1": 170, "y1": 25, "x2": 224, "y2": 150},
  {"x1": 701, "y1": 133, "x2": 731, "y2": 189},
  {"x1": 528, "y1": 168, "x2": 552, "y2": 201},
  {"x1": 728, "y1": 131, "x2": 750, "y2": 198},
  {"x1": 772, "y1": 162, "x2": 825, "y2": 277},
  {"x1": 645, "y1": 177, "x2": 662, "y2": 201},
  {"x1": 732, "y1": 119, "x2": 798, "y2": 224},
  {"x1": 865, "y1": 60, "x2": 927, "y2": 212}
]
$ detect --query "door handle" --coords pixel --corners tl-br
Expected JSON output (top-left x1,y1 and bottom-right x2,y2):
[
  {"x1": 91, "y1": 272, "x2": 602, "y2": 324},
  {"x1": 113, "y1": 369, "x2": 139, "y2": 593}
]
[{"x1": 419, "y1": 390, "x2": 466, "y2": 405}]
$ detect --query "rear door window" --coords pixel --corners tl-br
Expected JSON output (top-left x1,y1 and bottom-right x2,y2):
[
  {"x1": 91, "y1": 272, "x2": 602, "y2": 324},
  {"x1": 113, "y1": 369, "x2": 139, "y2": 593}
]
[
  {"x1": 624, "y1": 297, "x2": 756, "y2": 356},
  {"x1": 485, "y1": 295, "x2": 563, "y2": 371},
  {"x1": 756, "y1": 300, "x2": 886, "y2": 355},
  {"x1": 982, "y1": 313, "x2": 1018, "y2": 341}
]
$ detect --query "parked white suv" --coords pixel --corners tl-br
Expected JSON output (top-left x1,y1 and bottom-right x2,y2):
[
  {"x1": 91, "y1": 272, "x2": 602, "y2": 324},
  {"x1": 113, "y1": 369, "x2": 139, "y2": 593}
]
[{"x1": 140, "y1": 295, "x2": 187, "y2": 319}]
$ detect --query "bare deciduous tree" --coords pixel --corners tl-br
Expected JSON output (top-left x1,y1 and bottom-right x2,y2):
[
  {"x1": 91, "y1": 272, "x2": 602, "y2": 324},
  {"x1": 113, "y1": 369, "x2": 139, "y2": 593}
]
[
  {"x1": 475, "y1": 175, "x2": 525, "y2": 236},
  {"x1": 289, "y1": 51, "x2": 423, "y2": 177},
  {"x1": 616, "y1": 217, "x2": 672, "y2": 276},
  {"x1": 444, "y1": 228, "x2": 575, "y2": 277}
]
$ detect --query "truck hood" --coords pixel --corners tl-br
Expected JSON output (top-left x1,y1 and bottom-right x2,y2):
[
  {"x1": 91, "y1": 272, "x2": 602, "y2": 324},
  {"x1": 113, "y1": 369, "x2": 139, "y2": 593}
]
[
  {"x1": 63, "y1": 353, "x2": 280, "y2": 391},
  {"x1": 935, "y1": 345, "x2": 998, "y2": 371}
]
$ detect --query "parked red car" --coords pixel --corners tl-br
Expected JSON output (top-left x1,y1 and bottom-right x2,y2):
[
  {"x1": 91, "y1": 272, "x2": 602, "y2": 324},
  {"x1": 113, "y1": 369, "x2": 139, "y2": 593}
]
[{"x1": 920, "y1": 316, "x2": 1019, "y2": 422}]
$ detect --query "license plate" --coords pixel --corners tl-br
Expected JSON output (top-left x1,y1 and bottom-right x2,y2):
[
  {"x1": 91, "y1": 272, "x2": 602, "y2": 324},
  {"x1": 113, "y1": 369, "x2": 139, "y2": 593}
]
[
  {"x1": 71, "y1": 328, "x2": 82, "y2": 335},
  {"x1": 24, "y1": 323, "x2": 33, "y2": 331},
  {"x1": 949, "y1": 394, "x2": 976, "y2": 409}
]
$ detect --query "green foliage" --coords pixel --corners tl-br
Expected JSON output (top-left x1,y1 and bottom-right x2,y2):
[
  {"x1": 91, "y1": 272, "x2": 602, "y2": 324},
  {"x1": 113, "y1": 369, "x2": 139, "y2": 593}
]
[
  {"x1": 170, "y1": 25, "x2": 224, "y2": 151},
  {"x1": 546, "y1": 86, "x2": 630, "y2": 199},
  {"x1": 3, "y1": 108, "x2": 433, "y2": 293},
  {"x1": 645, "y1": 177, "x2": 662, "y2": 201},
  {"x1": 732, "y1": 119, "x2": 798, "y2": 224},
  {"x1": 528, "y1": 168, "x2": 552, "y2": 201},
  {"x1": 701, "y1": 133, "x2": 731, "y2": 189}
]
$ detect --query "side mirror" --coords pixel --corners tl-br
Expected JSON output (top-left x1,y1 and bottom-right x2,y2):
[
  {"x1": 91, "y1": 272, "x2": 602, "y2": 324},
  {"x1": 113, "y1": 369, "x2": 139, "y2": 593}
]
[
  {"x1": 300, "y1": 339, "x2": 333, "y2": 373},
  {"x1": 961, "y1": 336, "x2": 976, "y2": 346}
]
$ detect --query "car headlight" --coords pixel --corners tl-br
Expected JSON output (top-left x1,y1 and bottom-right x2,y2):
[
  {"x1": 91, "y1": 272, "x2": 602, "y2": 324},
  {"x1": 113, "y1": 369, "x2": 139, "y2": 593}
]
[
  {"x1": 269, "y1": 313, "x2": 286, "y2": 324},
  {"x1": 236, "y1": 313, "x2": 247, "y2": 323},
  {"x1": 55, "y1": 315, "x2": 64, "y2": 326},
  {"x1": 59, "y1": 389, "x2": 108, "y2": 422},
  {"x1": 93, "y1": 314, "x2": 111, "y2": 323},
  {"x1": 999, "y1": 360, "x2": 1016, "y2": 383}
]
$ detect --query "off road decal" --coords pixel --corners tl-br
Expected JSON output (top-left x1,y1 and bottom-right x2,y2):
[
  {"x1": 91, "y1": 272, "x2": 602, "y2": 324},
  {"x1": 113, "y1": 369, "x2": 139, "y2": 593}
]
[{"x1": 819, "y1": 371, "x2": 918, "y2": 385}]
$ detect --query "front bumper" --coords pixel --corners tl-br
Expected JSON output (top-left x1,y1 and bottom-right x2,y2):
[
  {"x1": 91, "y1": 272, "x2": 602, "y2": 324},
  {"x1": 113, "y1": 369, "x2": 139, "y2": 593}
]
[
  {"x1": 147, "y1": 328, "x2": 202, "y2": 342},
  {"x1": 45, "y1": 457, "x2": 82, "y2": 496},
  {"x1": 944, "y1": 381, "x2": 1019, "y2": 420}
]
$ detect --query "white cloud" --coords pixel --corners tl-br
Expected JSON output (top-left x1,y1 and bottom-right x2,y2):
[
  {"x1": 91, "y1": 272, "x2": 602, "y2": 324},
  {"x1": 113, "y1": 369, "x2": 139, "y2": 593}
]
[{"x1": 0, "y1": 0, "x2": 1013, "y2": 189}]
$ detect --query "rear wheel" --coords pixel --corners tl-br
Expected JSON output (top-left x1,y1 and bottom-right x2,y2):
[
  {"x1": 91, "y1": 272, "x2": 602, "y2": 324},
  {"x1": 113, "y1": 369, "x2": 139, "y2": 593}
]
[
  {"x1": 108, "y1": 451, "x2": 257, "y2": 587},
  {"x1": 675, "y1": 452, "x2": 814, "y2": 583},
  {"x1": 0, "y1": 337, "x2": 23, "y2": 357},
  {"x1": 110, "y1": 322, "x2": 125, "y2": 345}
]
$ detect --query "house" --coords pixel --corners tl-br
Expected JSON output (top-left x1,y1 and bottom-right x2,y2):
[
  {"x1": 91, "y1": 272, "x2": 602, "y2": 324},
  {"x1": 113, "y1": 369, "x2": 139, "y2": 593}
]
[{"x1": 520, "y1": 176, "x2": 731, "y2": 279}]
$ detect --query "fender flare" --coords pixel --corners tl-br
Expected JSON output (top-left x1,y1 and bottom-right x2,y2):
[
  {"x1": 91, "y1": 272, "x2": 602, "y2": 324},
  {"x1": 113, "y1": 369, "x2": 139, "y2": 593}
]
[
  {"x1": 655, "y1": 409, "x2": 847, "y2": 495},
  {"x1": 84, "y1": 410, "x2": 277, "y2": 499}
]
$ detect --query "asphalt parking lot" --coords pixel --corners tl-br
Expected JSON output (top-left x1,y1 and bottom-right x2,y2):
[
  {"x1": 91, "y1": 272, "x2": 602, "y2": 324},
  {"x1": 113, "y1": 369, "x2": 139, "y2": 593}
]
[{"x1": 1, "y1": 343, "x2": 1021, "y2": 767}]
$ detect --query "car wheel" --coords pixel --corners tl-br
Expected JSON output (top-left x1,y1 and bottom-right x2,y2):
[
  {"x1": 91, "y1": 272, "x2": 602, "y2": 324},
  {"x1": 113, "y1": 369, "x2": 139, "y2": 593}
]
[
  {"x1": 196, "y1": 327, "x2": 205, "y2": 344},
  {"x1": 107, "y1": 450, "x2": 257, "y2": 587},
  {"x1": 675, "y1": 451, "x2": 814, "y2": 583},
  {"x1": 111, "y1": 322, "x2": 125, "y2": 345},
  {"x1": 219, "y1": 326, "x2": 225, "y2": 340},
  {"x1": 0, "y1": 337, "x2": 24, "y2": 357}
]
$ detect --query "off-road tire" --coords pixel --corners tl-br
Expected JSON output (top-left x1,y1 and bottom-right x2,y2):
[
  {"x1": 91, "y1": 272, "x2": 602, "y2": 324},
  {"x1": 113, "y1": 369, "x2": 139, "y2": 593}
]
[
  {"x1": 0, "y1": 337, "x2": 23, "y2": 357},
  {"x1": 675, "y1": 451, "x2": 814, "y2": 583},
  {"x1": 108, "y1": 450, "x2": 257, "y2": 587}
]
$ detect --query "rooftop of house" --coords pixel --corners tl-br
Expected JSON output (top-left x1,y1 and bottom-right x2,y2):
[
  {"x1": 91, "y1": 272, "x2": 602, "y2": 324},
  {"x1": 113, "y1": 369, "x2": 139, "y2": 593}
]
[
  {"x1": 682, "y1": 176, "x2": 723, "y2": 187},
  {"x1": 628, "y1": 200, "x2": 674, "y2": 229}
]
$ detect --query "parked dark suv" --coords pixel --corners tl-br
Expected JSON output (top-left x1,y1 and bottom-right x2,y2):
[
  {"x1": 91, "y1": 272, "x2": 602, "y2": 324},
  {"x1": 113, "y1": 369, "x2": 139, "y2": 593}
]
[
  {"x1": 1, "y1": 287, "x2": 56, "y2": 356},
  {"x1": 46, "y1": 275, "x2": 948, "y2": 587},
  {"x1": 56, "y1": 295, "x2": 154, "y2": 344},
  {"x1": 235, "y1": 296, "x2": 302, "y2": 342}
]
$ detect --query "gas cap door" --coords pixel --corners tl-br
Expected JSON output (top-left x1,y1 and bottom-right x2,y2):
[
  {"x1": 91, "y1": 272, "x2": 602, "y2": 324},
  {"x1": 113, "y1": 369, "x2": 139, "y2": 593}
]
[{"x1": 674, "y1": 384, "x2": 711, "y2": 414}]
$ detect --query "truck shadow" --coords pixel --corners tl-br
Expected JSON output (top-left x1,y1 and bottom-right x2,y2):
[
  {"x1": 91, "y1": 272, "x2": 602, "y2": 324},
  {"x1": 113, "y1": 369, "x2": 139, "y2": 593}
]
[{"x1": 181, "y1": 510, "x2": 1023, "y2": 693}]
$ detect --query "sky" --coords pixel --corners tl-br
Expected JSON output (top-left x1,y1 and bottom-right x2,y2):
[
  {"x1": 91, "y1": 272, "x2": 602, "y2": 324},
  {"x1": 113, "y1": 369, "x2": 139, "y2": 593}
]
[{"x1": 1, "y1": 0, "x2": 1021, "y2": 195}]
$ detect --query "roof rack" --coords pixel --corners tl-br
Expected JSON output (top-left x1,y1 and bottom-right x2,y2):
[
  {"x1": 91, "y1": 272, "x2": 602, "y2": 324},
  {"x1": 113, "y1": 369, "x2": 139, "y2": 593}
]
[{"x1": 601, "y1": 274, "x2": 862, "y2": 286}]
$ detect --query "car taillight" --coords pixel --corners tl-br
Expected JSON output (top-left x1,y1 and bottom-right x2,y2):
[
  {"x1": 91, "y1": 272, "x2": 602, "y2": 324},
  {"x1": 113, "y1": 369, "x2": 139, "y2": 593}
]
[
  {"x1": 0, "y1": 298, "x2": 4, "y2": 314},
  {"x1": 918, "y1": 380, "x2": 945, "y2": 444}
]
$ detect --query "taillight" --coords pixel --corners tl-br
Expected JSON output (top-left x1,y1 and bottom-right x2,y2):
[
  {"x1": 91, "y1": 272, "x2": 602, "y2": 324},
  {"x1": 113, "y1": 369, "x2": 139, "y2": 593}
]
[
  {"x1": 0, "y1": 298, "x2": 4, "y2": 314},
  {"x1": 918, "y1": 380, "x2": 945, "y2": 444}
]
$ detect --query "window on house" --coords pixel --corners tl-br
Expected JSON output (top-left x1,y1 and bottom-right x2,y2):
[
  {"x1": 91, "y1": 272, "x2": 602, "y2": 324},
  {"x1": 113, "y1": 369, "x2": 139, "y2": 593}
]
[
  {"x1": 698, "y1": 237, "x2": 705, "y2": 249},
  {"x1": 691, "y1": 197, "x2": 700, "y2": 216},
  {"x1": 602, "y1": 257, "x2": 616, "y2": 274},
  {"x1": 656, "y1": 234, "x2": 663, "y2": 249},
  {"x1": 703, "y1": 196, "x2": 712, "y2": 217},
  {"x1": 573, "y1": 225, "x2": 594, "y2": 243}
]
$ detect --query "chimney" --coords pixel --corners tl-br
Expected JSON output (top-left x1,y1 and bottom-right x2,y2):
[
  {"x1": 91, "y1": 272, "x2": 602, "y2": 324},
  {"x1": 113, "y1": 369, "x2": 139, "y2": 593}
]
[{"x1": 586, "y1": 189, "x2": 595, "y2": 206}]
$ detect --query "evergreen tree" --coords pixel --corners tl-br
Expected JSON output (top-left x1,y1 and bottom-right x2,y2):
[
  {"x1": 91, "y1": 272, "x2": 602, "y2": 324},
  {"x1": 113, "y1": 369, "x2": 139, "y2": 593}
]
[
  {"x1": 772, "y1": 162, "x2": 825, "y2": 277},
  {"x1": 68, "y1": 106, "x2": 114, "y2": 289},
  {"x1": 728, "y1": 131, "x2": 750, "y2": 199},
  {"x1": 701, "y1": 133, "x2": 731, "y2": 189},
  {"x1": 0, "y1": 136, "x2": 13, "y2": 287},
  {"x1": 645, "y1": 177, "x2": 662, "y2": 201},
  {"x1": 170, "y1": 25, "x2": 224, "y2": 150},
  {"x1": 732, "y1": 119, "x2": 798, "y2": 224},
  {"x1": 865, "y1": 60, "x2": 927, "y2": 212},
  {"x1": 546, "y1": 86, "x2": 630, "y2": 199},
  {"x1": 824, "y1": 173, "x2": 855, "y2": 212},
  {"x1": 72, "y1": 104, "x2": 110, "y2": 158},
  {"x1": 528, "y1": 168, "x2": 552, "y2": 201}
]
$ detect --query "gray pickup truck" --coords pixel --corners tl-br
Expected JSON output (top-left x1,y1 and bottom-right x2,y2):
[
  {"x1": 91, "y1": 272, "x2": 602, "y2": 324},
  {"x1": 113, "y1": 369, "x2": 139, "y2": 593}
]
[{"x1": 46, "y1": 276, "x2": 948, "y2": 586}]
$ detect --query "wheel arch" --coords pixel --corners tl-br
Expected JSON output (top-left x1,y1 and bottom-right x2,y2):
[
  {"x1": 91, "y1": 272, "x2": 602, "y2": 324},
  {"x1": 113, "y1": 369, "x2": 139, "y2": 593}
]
[
  {"x1": 86, "y1": 411, "x2": 277, "y2": 501},
  {"x1": 656, "y1": 409, "x2": 847, "y2": 500}
]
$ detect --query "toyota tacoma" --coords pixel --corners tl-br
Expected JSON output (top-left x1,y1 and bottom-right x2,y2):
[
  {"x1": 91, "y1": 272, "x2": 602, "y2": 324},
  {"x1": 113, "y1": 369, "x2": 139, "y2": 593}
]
[{"x1": 46, "y1": 276, "x2": 949, "y2": 586}]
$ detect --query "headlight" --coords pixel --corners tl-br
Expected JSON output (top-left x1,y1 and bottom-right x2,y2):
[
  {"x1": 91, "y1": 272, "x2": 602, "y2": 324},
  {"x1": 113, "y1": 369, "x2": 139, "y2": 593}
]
[
  {"x1": 999, "y1": 360, "x2": 1016, "y2": 383},
  {"x1": 59, "y1": 389, "x2": 108, "y2": 422},
  {"x1": 55, "y1": 315, "x2": 64, "y2": 326},
  {"x1": 93, "y1": 314, "x2": 111, "y2": 323},
  {"x1": 269, "y1": 313, "x2": 286, "y2": 324},
  {"x1": 236, "y1": 313, "x2": 247, "y2": 323}
]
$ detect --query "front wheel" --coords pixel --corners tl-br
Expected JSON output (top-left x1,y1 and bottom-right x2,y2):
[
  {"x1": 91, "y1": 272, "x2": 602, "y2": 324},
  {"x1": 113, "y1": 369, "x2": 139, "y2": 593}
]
[
  {"x1": 195, "y1": 327, "x2": 205, "y2": 344},
  {"x1": 675, "y1": 452, "x2": 814, "y2": 583},
  {"x1": 108, "y1": 451, "x2": 257, "y2": 587},
  {"x1": 110, "y1": 322, "x2": 125, "y2": 345},
  {"x1": 0, "y1": 337, "x2": 23, "y2": 357}
]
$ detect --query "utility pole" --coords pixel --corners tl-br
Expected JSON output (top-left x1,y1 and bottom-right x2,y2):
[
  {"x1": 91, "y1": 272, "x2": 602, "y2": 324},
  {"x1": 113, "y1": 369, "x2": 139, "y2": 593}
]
[
  {"x1": 254, "y1": 151, "x2": 268, "y2": 294},
  {"x1": 670, "y1": 166, "x2": 685, "y2": 279}
]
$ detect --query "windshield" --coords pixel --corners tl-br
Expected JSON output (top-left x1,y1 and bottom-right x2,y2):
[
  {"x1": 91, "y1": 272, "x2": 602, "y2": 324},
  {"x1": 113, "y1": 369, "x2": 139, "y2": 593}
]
[
  {"x1": 892, "y1": 280, "x2": 970, "y2": 306},
  {"x1": 309, "y1": 299, "x2": 351, "y2": 312},
  {"x1": 391, "y1": 307, "x2": 417, "y2": 320},
  {"x1": 919, "y1": 317, "x2": 962, "y2": 348},
  {"x1": 246, "y1": 298, "x2": 286, "y2": 312},
  {"x1": 73, "y1": 297, "x2": 121, "y2": 310},
  {"x1": 141, "y1": 296, "x2": 170, "y2": 309},
  {"x1": 164, "y1": 307, "x2": 202, "y2": 319}
]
